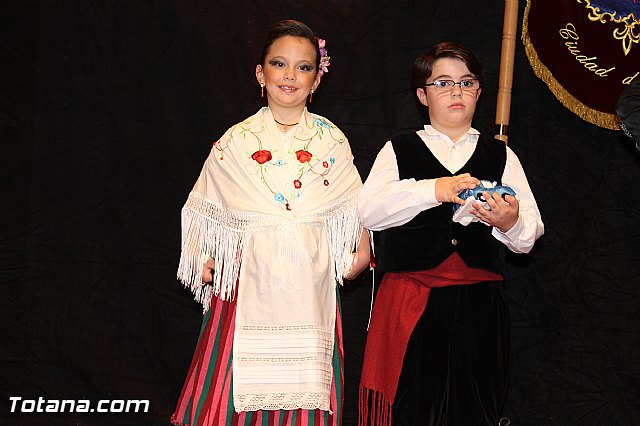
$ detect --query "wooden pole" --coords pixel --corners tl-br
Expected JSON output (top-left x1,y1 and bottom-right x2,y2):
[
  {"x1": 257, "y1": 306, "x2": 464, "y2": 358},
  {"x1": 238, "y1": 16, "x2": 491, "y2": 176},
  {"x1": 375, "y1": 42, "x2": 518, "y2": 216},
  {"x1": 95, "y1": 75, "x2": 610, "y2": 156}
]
[{"x1": 495, "y1": 0, "x2": 519, "y2": 143}]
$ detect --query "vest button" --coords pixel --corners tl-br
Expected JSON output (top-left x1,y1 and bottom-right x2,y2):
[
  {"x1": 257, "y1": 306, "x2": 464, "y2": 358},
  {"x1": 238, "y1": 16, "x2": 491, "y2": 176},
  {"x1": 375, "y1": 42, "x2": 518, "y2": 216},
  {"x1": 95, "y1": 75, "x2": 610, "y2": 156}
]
[{"x1": 451, "y1": 238, "x2": 458, "y2": 246}]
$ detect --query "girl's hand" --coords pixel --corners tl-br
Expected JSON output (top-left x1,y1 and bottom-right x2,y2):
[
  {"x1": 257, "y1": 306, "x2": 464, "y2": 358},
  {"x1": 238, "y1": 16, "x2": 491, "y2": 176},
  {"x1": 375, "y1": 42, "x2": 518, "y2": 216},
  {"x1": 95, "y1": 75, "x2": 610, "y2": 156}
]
[
  {"x1": 344, "y1": 229, "x2": 371, "y2": 280},
  {"x1": 202, "y1": 257, "x2": 215, "y2": 284}
]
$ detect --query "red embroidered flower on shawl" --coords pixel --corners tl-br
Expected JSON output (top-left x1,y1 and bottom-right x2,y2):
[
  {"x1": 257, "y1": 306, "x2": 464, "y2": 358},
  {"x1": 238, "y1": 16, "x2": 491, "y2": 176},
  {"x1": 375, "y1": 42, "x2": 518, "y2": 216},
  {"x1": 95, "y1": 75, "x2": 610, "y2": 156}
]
[
  {"x1": 295, "y1": 150, "x2": 312, "y2": 163},
  {"x1": 251, "y1": 150, "x2": 272, "y2": 164}
]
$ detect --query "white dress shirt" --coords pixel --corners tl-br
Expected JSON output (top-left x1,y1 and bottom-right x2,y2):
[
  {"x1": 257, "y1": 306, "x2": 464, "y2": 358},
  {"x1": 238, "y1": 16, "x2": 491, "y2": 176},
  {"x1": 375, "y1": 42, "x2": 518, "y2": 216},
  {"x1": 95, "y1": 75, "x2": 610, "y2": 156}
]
[{"x1": 358, "y1": 125, "x2": 544, "y2": 254}]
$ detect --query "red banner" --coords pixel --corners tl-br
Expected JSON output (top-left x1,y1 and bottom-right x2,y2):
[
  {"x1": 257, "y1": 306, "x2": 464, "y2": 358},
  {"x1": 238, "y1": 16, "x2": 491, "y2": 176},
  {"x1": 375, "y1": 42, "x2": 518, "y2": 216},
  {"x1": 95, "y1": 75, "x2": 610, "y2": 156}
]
[{"x1": 522, "y1": 0, "x2": 640, "y2": 129}]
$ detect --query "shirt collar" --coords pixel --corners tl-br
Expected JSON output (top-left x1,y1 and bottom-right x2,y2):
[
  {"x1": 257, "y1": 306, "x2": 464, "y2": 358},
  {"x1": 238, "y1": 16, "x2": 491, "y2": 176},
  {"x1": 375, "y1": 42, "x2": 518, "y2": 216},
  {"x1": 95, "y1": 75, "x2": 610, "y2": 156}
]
[{"x1": 423, "y1": 124, "x2": 480, "y2": 145}]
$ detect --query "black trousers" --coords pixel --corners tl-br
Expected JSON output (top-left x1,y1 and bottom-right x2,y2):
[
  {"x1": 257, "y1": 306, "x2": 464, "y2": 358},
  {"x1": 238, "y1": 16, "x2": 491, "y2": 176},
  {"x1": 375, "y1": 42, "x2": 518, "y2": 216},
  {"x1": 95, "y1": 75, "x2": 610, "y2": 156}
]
[{"x1": 392, "y1": 281, "x2": 510, "y2": 426}]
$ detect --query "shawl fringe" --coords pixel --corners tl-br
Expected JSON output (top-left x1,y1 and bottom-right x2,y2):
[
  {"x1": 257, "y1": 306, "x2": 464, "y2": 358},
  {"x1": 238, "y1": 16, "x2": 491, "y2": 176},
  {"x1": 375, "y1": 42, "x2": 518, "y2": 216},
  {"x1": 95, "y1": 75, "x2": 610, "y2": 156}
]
[
  {"x1": 177, "y1": 192, "x2": 277, "y2": 310},
  {"x1": 177, "y1": 192, "x2": 362, "y2": 312},
  {"x1": 316, "y1": 194, "x2": 362, "y2": 285}
]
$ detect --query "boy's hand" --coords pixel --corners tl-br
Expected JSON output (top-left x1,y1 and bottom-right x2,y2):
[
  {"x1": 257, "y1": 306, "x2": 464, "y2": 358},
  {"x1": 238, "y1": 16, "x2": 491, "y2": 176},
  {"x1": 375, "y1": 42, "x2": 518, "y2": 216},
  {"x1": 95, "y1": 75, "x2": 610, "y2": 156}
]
[
  {"x1": 435, "y1": 173, "x2": 480, "y2": 205},
  {"x1": 470, "y1": 192, "x2": 519, "y2": 232}
]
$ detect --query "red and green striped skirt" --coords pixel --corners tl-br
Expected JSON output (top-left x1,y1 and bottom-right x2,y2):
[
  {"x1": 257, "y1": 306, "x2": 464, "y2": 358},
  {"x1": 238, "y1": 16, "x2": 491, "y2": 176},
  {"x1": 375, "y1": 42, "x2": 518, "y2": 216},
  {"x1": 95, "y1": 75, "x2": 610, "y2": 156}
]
[{"x1": 172, "y1": 289, "x2": 344, "y2": 426}]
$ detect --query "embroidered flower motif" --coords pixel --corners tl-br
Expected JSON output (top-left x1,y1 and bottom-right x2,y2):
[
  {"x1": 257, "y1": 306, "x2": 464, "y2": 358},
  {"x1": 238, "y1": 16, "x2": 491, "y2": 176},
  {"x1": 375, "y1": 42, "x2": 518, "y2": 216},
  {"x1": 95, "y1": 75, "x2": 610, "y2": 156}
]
[
  {"x1": 313, "y1": 118, "x2": 331, "y2": 129},
  {"x1": 252, "y1": 150, "x2": 272, "y2": 164},
  {"x1": 236, "y1": 110, "x2": 345, "y2": 210},
  {"x1": 213, "y1": 133, "x2": 233, "y2": 160},
  {"x1": 295, "y1": 149, "x2": 313, "y2": 163}
]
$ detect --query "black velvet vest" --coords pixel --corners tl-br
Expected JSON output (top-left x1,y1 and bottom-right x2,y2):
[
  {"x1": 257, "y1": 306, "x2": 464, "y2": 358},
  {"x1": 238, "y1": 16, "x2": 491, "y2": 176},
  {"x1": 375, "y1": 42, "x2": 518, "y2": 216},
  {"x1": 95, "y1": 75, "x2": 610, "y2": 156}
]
[{"x1": 377, "y1": 132, "x2": 507, "y2": 274}]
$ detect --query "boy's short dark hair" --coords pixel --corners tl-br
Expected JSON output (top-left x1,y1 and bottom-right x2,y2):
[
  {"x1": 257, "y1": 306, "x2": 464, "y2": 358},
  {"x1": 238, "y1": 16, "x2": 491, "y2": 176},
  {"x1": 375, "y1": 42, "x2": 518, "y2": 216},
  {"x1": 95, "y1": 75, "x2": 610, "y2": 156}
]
[{"x1": 411, "y1": 42, "x2": 484, "y2": 90}]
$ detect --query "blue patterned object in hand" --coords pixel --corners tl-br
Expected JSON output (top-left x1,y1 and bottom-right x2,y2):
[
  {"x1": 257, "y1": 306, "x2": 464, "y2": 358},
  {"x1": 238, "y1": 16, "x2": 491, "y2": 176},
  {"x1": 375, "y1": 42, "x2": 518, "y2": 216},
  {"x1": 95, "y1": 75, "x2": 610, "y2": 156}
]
[{"x1": 453, "y1": 180, "x2": 517, "y2": 213}]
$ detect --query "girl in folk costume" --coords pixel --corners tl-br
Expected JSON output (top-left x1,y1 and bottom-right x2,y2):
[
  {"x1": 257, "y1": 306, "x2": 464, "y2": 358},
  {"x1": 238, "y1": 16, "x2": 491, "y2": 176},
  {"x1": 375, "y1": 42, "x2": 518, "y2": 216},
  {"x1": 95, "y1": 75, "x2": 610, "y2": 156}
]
[
  {"x1": 172, "y1": 20, "x2": 370, "y2": 426},
  {"x1": 357, "y1": 42, "x2": 544, "y2": 425}
]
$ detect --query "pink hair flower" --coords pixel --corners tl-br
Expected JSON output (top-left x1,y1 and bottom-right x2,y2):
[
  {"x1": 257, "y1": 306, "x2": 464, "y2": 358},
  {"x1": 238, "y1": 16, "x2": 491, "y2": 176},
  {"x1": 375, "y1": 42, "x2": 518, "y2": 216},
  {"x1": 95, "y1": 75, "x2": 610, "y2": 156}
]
[{"x1": 317, "y1": 38, "x2": 330, "y2": 76}]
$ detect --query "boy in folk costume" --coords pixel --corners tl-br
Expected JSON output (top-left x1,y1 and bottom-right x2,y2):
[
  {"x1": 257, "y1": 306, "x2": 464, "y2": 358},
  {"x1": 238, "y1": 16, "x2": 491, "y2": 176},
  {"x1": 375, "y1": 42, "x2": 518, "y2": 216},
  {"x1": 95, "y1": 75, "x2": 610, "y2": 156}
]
[{"x1": 358, "y1": 42, "x2": 544, "y2": 425}]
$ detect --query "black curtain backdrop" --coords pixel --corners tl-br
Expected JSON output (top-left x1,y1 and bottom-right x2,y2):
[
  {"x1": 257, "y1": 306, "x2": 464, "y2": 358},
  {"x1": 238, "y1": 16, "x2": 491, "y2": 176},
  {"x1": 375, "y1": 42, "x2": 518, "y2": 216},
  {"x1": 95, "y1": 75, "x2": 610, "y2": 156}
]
[{"x1": 2, "y1": 1, "x2": 639, "y2": 425}]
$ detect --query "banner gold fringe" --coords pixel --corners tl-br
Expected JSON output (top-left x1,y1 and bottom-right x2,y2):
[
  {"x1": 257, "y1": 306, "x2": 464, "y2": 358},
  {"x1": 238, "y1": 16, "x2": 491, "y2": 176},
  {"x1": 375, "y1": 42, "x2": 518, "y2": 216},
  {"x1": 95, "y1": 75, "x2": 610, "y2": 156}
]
[{"x1": 522, "y1": 0, "x2": 619, "y2": 130}]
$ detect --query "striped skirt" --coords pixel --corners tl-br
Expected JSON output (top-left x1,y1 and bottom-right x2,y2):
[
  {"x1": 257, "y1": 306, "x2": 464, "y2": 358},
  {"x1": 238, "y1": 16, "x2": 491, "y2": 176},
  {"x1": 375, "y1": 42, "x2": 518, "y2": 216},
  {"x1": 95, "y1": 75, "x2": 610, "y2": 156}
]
[{"x1": 172, "y1": 289, "x2": 344, "y2": 426}]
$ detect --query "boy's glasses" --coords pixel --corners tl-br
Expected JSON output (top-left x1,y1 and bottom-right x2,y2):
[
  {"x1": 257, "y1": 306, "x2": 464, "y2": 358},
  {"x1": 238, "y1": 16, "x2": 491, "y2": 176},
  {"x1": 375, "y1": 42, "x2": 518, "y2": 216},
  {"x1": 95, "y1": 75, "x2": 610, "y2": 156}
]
[{"x1": 424, "y1": 79, "x2": 480, "y2": 92}]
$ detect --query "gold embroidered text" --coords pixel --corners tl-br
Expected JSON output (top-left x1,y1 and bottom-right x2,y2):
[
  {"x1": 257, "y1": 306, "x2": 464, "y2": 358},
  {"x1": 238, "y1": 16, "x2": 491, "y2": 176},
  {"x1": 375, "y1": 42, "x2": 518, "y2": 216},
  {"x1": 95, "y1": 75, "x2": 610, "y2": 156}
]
[{"x1": 559, "y1": 23, "x2": 615, "y2": 77}]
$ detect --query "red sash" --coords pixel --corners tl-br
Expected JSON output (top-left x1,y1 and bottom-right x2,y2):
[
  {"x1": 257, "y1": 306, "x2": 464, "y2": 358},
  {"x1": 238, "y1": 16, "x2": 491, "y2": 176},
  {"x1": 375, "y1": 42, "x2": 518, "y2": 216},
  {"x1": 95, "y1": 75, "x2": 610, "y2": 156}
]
[{"x1": 358, "y1": 253, "x2": 503, "y2": 426}]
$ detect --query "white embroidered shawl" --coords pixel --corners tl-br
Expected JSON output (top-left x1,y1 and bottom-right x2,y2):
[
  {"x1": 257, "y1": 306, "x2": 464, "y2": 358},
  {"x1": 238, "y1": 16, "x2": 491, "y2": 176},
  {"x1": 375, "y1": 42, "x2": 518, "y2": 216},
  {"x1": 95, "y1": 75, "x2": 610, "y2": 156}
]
[{"x1": 177, "y1": 107, "x2": 363, "y2": 413}]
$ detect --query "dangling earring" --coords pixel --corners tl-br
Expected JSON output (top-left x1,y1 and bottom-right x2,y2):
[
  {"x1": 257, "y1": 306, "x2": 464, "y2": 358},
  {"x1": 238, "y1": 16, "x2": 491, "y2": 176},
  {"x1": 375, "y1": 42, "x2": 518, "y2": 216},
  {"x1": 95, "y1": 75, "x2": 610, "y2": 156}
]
[
  {"x1": 260, "y1": 83, "x2": 265, "y2": 98},
  {"x1": 309, "y1": 89, "x2": 314, "y2": 103}
]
